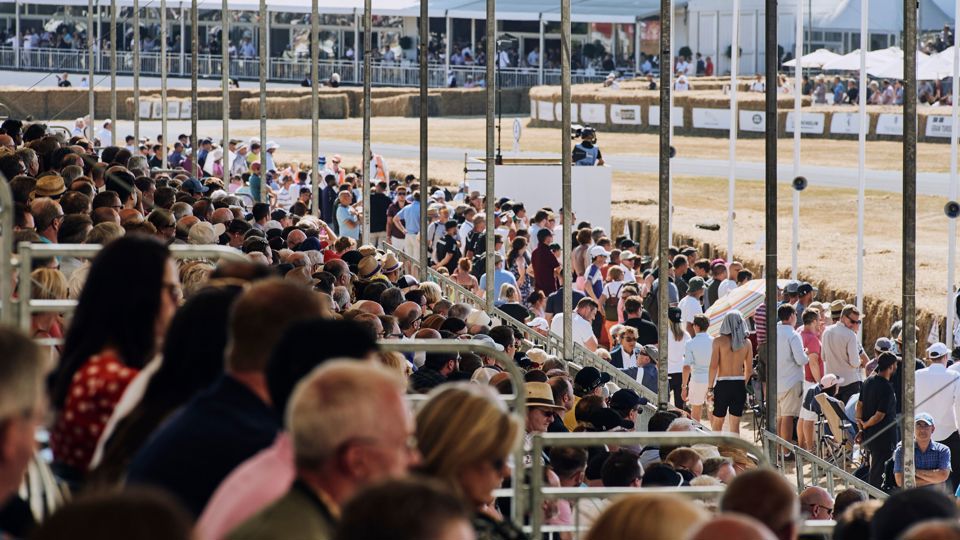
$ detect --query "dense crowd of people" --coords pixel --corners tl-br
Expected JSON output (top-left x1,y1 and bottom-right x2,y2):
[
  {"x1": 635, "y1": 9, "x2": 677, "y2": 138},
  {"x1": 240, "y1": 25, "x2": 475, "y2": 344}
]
[{"x1": 2, "y1": 114, "x2": 960, "y2": 540}]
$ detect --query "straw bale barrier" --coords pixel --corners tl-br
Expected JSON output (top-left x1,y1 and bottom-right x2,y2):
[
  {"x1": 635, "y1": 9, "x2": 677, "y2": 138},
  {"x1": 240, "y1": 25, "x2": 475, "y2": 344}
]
[
  {"x1": 529, "y1": 84, "x2": 957, "y2": 142},
  {"x1": 620, "y1": 217, "x2": 941, "y2": 351}
]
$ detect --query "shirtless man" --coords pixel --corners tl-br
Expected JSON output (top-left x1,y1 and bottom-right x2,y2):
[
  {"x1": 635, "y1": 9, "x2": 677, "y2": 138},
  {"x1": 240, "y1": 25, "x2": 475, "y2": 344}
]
[{"x1": 708, "y1": 311, "x2": 754, "y2": 433}]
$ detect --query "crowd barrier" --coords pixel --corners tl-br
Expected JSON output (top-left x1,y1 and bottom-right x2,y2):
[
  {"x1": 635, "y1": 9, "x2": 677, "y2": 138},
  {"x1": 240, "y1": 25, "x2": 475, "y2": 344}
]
[{"x1": 13, "y1": 242, "x2": 247, "y2": 335}]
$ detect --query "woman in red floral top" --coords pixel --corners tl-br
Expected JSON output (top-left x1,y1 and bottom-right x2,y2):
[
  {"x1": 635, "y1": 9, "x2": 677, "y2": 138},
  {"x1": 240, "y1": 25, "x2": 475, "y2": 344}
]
[{"x1": 50, "y1": 237, "x2": 179, "y2": 479}]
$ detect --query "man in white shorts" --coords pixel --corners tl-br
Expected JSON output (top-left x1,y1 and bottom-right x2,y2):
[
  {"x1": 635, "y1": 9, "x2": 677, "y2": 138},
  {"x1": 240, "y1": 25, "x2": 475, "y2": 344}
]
[{"x1": 682, "y1": 314, "x2": 714, "y2": 422}]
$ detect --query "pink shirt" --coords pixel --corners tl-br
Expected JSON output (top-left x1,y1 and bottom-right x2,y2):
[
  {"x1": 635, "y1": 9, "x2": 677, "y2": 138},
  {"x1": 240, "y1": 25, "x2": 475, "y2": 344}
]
[
  {"x1": 801, "y1": 329, "x2": 823, "y2": 383},
  {"x1": 195, "y1": 433, "x2": 294, "y2": 540}
]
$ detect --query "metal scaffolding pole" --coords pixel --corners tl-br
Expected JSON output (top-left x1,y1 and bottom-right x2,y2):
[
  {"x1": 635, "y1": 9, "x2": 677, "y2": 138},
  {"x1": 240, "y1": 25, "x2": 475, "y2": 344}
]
[
  {"x1": 362, "y1": 0, "x2": 372, "y2": 242},
  {"x1": 948, "y1": 0, "x2": 960, "y2": 349},
  {"x1": 444, "y1": 14, "x2": 452, "y2": 84},
  {"x1": 110, "y1": 0, "x2": 117, "y2": 131},
  {"x1": 179, "y1": 3, "x2": 185, "y2": 76},
  {"x1": 792, "y1": 0, "x2": 804, "y2": 280},
  {"x1": 161, "y1": 0, "x2": 168, "y2": 168},
  {"x1": 485, "y1": 3, "x2": 497, "y2": 314},
  {"x1": 764, "y1": 0, "x2": 779, "y2": 459},
  {"x1": 902, "y1": 0, "x2": 918, "y2": 489},
  {"x1": 656, "y1": 0, "x2": 671, "y2": 408},
  {"x1": 133, "y1": 0, "x2": 140, "y2": 143},
  {"x1": 728, "y1": 0, "x2": 740, "y2": 264},
  {"x1": 221, "y1": 0, "x2": 229, "y2": 168},
  {"x1": 190, "y1": 0, "x2": 199, "y2": 178},
  {"x1": 13, "y1": 0, "x2": 19, "y2": 70},
  {"x1": 353, "y1": 11, "x2": 360, "y2": 84},
  {"x1": 311, "y1": 0, "x2": 320, "y2": 216},
  {"x1": 88, "y1": 0, "x2": 95, "y2": 144},
  {"x1": 538, "y1": 15, "x2": 544, "y2": 86},
  {"x1": 856, "y1": 0, "x2": 868, "y2": 321},
  {"x1": 561, "y1": 0, "x2": 572, "y2": 362},
  {"x1": 258, "y1": 0, "x2": 267, "y2": 202},
  {"x1": 419, "y1": 0, "x2": 429, "y2": 278}
]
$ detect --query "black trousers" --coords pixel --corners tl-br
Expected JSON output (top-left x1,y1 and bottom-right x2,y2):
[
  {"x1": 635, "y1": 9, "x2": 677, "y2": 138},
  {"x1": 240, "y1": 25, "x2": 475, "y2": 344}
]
[
  {"x1": 668, "y1": 372, "x2": 684, "y2": 409},
  {"x1": 865, "y1": 437, "x2": 895, "y2": 489}
]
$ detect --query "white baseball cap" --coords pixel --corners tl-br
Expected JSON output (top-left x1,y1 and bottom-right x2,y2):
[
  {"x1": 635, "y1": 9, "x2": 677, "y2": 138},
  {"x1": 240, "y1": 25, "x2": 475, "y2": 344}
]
[
  {"x1": 819, "y1": 373, "x2": 845, "y2": 389},
  {"x1": 928, "y1": 342, "x2": 950, "y2": 359},
  {"x1": 589, "y1": 245, "x2": 611, "y2": 259}
]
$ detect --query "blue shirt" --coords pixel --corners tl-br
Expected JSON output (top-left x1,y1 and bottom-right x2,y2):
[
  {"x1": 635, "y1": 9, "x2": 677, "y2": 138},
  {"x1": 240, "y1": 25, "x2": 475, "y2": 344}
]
[
  {"x1": 894, "y1": 440, "x2": 951, "y2": 474},
  {"x1": 479, "y1": 268, "x2": 518, "y2": 301},
  {"x1": 397, "y1": 201, "x2": 421, "y2": 235},
  {"x1": 248, "y1": 174, "x2": 262, "y2": 204},
  {"x1": 337, "y1": 205, "x2": 360, "y2": 240}
]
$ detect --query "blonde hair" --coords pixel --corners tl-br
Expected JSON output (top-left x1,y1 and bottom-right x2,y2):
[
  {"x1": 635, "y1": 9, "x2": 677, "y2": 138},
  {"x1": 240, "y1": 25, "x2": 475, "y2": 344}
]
[
  {"x1": 585, "y1": 494, "x2": 709, "y2": 540},
  {"x1": 607, "y1": 266, "x2": 624, "y2": 281},
  {"x1": 416, "y1": 383, "x2": 521, "y2": 488},
  {"x1": 31, "y1": 268, "x2": 68, "y2": 300},
  {"x1": 500, "y1": 283, "x2": 518, "y2": 302},
  {"x1": 420, "y1": 281, "x2": 442, "y2": 306},
  {"x1": 179, "y1": 260, "x2": 216, "y2": 300},
  {"x1": 377, "y1": 351, "x2": 412, "y2": 378}
]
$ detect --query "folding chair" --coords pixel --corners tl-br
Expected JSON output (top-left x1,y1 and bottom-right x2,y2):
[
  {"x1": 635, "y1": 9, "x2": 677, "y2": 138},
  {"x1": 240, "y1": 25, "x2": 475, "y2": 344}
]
[{"x1": 815, "y1": 393, "x2": 856, "y2": 470}]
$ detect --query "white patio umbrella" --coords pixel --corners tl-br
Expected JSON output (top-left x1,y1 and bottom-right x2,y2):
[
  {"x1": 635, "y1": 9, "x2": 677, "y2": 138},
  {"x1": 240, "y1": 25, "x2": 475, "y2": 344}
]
[
  {"x1": 783, "y1": 48, "x2": 842, "y2": 69},
  {"x1": 868, "y1": 50, "x2": 934, "y2": 80},
  {"x1": 822, "y1": 46, "x2": 904, "y2": 71}
]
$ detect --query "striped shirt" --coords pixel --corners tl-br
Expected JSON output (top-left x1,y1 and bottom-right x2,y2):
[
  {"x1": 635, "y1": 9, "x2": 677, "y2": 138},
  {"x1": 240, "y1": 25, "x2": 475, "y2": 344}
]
[{"x1": 894, "y1": 440, "x2": 951, "y2": 474}]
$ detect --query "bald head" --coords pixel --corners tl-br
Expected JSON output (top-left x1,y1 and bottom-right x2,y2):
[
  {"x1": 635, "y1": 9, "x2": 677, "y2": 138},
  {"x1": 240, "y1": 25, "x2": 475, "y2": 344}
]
[
  {"x1": 211, "y1": 207, "x2": 234, "y2": 225},
  {"x1": 287, "y1": 229, "x2": 307, "y2": 250},
  {"x1": 394, "y1": 301, "x2": 422, "y2": 336},
  {"x1": 91, "y1": 207, "x2": 121, "y2": 226},
  {"x1": 119, "y1": 208, "x2": 144, "y2": 227},
  {"x1": 176, "y1": 216, "x2": 200, "y2": 239},
  {"x1": 353, "y1": 299, "x2": 385, "y2": 316},
  {"x1": 414, "y1": 328, "x2": 441, "y2": 340},
  {"x1": 687, "y1": 515, "x2": 778, "y2": 540},
  {"x1": 0, "y1": 134, "x2": 15, "y2": 151},
  {"x1": 720, "y1": 469, "x2": 799, "y2": 540},
  {"x1": 799, "y1": 486, "x2": 833, "y2": 520}
]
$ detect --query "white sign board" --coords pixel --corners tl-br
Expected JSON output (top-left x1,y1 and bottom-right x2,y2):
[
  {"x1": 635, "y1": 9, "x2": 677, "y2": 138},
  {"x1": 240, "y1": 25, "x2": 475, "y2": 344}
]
[
  {"x1": 538, "y1": 100, "x2": 554, "y2": 122},
  {"x1": 926, "y1": 115, "x2": 953, "y2": 138},
  {"x1": 469, "y1": 161, "x2": 613, "y2": 231},
  {"x1": 648, "y1": 106, "x2": 684, "y2": 127},
  {"x1": 739, "y1": 110, "x2": 765, "y2": 132},
  {"x1": 692, "y1": 108, "x2": 730, "y2": 130},
  {"x1": 151, "y1": 101, "x2": 164, "y2": 119},
  {"x1": 579, "y1": 103, "x2": 605, "y2": 124},
  {"x1": 139, "y1": 100, "x2": 154, "y2": 120},
  {"x1": 554, "y1": 102, "x2": 580, "y2": 123},
  {"x1": 875, "y1": 114, "x2": 903, "y2": 136},
  {"x1": 180, "y1": 99, "x2": 192, "y2": 120},
  {"x1": 166, "y1": 100, "x2": 181, "y2": 120},
  {"x1": 785, "y1": 112, "x2": 825, "y2": 134},
  {"x1": 610, "y1": 105, "x2": 642, "y2": 125},
  {"x1": 829, "y1": 112, "x2": 861, "y2": 135}
]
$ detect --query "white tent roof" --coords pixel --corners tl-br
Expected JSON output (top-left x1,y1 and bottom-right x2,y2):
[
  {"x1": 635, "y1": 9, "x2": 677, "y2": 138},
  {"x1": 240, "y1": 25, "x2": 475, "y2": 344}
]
[
  {"x1": 821, "y1": 46, "x2": 904, "y2": 71},
  {"x1": 810, "y1": 0, "x2": 952, "y2": 33},
  {"x1": 10, "y1": 0, "x2": 671, "y2": 23},
  {"x1": 867, "y1": 50, "x2": 933, "y2": 79},
  {"x1": 782, "y1": 48, "x2": 842, "y2": 68}
]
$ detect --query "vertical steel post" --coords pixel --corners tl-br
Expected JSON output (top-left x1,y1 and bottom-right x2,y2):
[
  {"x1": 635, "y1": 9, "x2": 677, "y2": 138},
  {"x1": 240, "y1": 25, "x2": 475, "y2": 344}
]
[
  {"x1": 948, "y1": 0, "x2": 960, "y2": 349},
  {"x1": 419, "y1": 0, "x2": 429, "y2": 278},
  {"x1": 353, "y1": 11, "x2": 360, "y2": 84},
  {"x1": 190, "y1": 0, "x2": 198, "y2": 178},
  {"x1": 133, "y1": 0, "x2": 140, "y2": 144},
  {"x1": 110, "y1": 0, "x2": 117, "y2": 131},
  {"x1": 902, "y1": 0, "x2": 918, "y2": 489},
  {"x1": 362, "y1": 0, "x2": 372, "y2": 242},
  {"x1": 634, "y1": 19, "x2": 641, "y2": 74},
  {"x1": 792, "y1": 0, "x2": 803, "y2": 280},
  {"x1": 311, "y1": 0, "x2": 320, "y2": 216},
  {"x1": 764, "y1": 0, "x2": 779, "y2": 457},
  {"x1": 13, "y1": 0, "x2": 19, "y2": 70},
  {"x1": 221, "y1": 0, "x2": 229, "y2": 169},
  {"x1": 538, "y1": 14, "x2": 544, "y2": 86},
  {"x1": 657, "y1": 0, "x2": 672, "y2": 408},
  {"x1": 485, "y1": 6, "x2": 496, "y2": 313},
  {"x1": 444, "y1": 14, "x2": 451, "y2": 85},
  {"x1": 161, "y1": 0, "x2": 168, "y2": 168},
  {"x1": 179, "y1": 3, "x2": 185, "y2": 76},
  {"x1": 728, "y1": 0, "x2": 740, "y2": 265},
  {"x1": 258, "y1": 0, "x2": 267, "y2": 201},
  {"x1": 561, "y1": 0, "x2": 572, "y2": 362},
  {"x1": 0, "y1": 180, "x2": 12, "y2": 325},
  {"x1": 856, "y1": 0, "x2": 868, "y2": 321},
  {"x1": 88, "y1": 0, "x2": 95, "y2": 144}
]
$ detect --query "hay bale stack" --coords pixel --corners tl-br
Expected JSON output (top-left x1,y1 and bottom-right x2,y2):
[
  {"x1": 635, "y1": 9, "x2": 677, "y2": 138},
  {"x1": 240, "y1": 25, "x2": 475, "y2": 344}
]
[
  {"x1": 0, "y1": 88, "x2": 49, "y2": 119},
  {"x1": 370, "y1": 94, "x2": 416, "y2": 117},
  {"x1": 434, "y1": 88, "x2": 486, "y2": 116},
  {"x1": 197, "y1": 97, "x2": 222, "y2": 120},
  {"x1": 239, "y1": 97, "x2": 259, "y2": 120}
]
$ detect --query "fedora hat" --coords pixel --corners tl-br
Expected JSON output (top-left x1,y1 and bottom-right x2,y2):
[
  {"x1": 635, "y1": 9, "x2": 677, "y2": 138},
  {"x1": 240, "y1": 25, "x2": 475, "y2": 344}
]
[
  {"x1": 525, "y1": 382, "x2": 565, "y2": 410},
  {"x1": 357, "y1": 255, "x2": 382, "y2": 279},
  {"x1": 35, "y1": 175, "x2": 66, "y2": 198},
  {"x1": 381, "y1": 252, "x2": 402, "y2": 274}
]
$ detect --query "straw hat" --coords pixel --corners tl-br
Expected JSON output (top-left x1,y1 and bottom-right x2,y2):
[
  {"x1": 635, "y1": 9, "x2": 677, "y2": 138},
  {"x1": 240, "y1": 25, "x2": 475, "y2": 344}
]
[
  {"x1": 35, "y1": 175, "x2": 66, "y2": 198},
  {"x1": 381, "y1": 252, "x2": 402, "y2": 274},
  {"x1": 357, "y1": 255, "x2": 382, "y2": 279},
  {"x1": 525, "y1": 382, "x2": 565, "y2": 410}
]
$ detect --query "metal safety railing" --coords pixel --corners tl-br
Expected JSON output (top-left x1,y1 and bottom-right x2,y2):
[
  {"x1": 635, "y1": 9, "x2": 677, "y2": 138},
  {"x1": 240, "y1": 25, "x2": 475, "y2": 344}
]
[
  {"x1": 379, "y1": 338, "x2": 527, "y2": 522},
  {"x1": 0, "y1": 178, "x2": 12, "y2": 326},
  {"x1": 762, "y1": 432, "x2": 887, "y2": 500},
  {"x1": 1, "y1": 46, "x2": 625, "y2": 88},
  {"x1": 528, "y1": 431, "x2": 769, "y2": 538},
  {"x1": 14, "y1": 242, "x2": 247, "y2": 335}
]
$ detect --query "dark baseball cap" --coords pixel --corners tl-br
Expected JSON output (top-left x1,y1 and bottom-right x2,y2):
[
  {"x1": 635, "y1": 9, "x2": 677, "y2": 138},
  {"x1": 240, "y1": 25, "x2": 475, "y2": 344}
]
[
  {"x1": 574, "y1": 366, "x2": 611, "y2": 393},
  {"x1": 798, "y1": 282, "x2": 818, "y2": 295},
  {"x1": 610, "y1": 388, "x2": 649, "y2": 411},
  {"x1": 586, "y1": 408, "x2": 634, "y2": 431}
]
